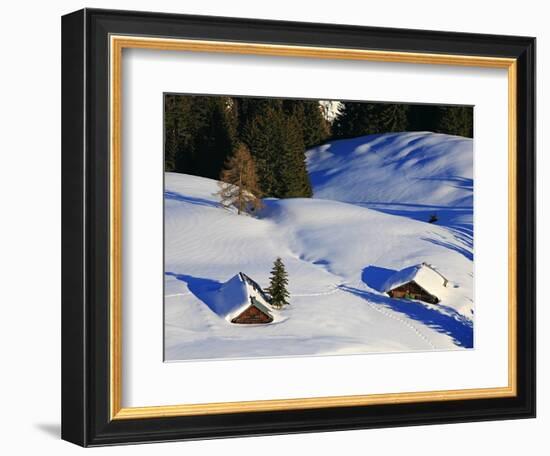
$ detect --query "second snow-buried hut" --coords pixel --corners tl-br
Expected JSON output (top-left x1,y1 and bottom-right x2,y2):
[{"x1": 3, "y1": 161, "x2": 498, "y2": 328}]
[
  {"x1": 210, "y1": 272, "x2": 277, "y2": 324},
  {"x1": 383, "y1": 263, "x2": 448, "y2": 305}
]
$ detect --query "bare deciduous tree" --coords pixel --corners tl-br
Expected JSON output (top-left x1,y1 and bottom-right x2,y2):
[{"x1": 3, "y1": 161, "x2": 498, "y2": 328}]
[{"x1": 217, "y1": 143, "x2": 263, "y2": 215}]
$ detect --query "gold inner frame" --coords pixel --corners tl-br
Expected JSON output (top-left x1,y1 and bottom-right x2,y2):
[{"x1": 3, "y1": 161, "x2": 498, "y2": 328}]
[{"x1": 109, "y1": 35, "x2": 518, "y2": 420}]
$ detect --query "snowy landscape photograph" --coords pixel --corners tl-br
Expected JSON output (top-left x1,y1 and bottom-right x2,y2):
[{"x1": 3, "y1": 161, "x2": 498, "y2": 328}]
[{"x1": 163, "y1": 94, "x2": 474, "y2": 362}]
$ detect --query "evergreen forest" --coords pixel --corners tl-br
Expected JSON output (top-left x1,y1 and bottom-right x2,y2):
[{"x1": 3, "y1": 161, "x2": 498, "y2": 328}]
[{"x1": 164, "y1": 95, "x2": 473, "y2": 199}]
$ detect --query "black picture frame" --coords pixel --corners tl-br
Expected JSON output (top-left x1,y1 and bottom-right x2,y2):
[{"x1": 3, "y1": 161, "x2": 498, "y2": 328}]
[{"x1": 62, "y1": 8, "x2": 536, "y2": 447}]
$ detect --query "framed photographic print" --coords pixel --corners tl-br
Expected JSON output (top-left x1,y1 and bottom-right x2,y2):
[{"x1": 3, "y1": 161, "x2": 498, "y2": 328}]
[
  {"x1": 61, "y1": 8, "x2": 536, "y2": 447},
  {"x1": 162, "y1": 93, "x2": 476, "y2": 361}
]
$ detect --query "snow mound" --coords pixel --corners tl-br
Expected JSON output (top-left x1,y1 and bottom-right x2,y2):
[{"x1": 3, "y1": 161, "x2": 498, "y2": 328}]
[
  {"x1": 208, "y1": 272, "x2": 278, "y2": 323},
  {"x1": 209, "y1": 273, "x2": 249, "y2": 318},
  {"x1": 383, "y1": 263, "x2": 449, "y2": 298}
]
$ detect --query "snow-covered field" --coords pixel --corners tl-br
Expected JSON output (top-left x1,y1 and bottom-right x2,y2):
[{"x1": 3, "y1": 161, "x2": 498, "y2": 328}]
[{"x1": 165, "y1": 131, "x2": 474, "y2": 361}]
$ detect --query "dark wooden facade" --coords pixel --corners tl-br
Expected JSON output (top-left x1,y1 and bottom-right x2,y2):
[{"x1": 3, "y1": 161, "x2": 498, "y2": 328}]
[
  {"x1": 231, "y1": 304, "x2": 273, "y2": 324},
  {"x1": 387, "y1": 281, "x2": 439, "y2": 304}
]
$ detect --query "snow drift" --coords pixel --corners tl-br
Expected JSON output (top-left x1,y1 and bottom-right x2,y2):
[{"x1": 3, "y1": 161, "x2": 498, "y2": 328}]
[{"x1": 196, "y1": 272, "x2": 279, "y2": 323}]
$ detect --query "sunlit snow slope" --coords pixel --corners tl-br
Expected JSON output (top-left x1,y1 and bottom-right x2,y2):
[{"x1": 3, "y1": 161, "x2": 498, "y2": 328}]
[{"x1": 165, "y1": 132, "x2": 474, "y2": 361}]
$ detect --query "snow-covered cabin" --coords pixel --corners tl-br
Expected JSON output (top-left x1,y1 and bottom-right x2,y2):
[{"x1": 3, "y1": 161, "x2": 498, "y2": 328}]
[
  {"x1": 211, "y1": 272, "x2": 275, "y2": 324},
  {"x1": 383, "y1": 263, "x2": 448, "y2": 304}
]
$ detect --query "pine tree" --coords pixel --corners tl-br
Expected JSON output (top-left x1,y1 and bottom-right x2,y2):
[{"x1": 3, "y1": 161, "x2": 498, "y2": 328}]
[
  {"x1": 191, "y1": 97, "x2": 235, "y2": 179},
  {"x1": 164, "y1": 95, "x2": 177, "y2": 171},
  {"x1": 435, "y1": 106, "x2": 473, "y2": 138},
  {"x1": 242, "y1": 104, "x2": 281, "y2": 197},
  {"x1": 282, "y1": 100, "x2": 331, "y2": 148},
  {"x1": 333, "y1": 102, "x2": 409, "y2": 138},
  {"x1": 164, "y1": 94, "x2": 195, "y2": 172},
  {"x1": 217, "y1": 143, "x2": 263, "y2": 215},
  {"x1": 279, "y1": 112, "x2": 312, "y2": 198},
  {"x1": 376, "y1": 103, "x2": 409, "y2": 133},
  {"x1": 164, "y1": 95, "x2": 235, "y2": 178},
  {"x1": 242, "y1": 103, "x2": 312, "y2": 198},
  {"x1": 301, "y1": 101, "x2": 331, "y2": 148},
  {"x1": 332, "y1": 102, "x2": 372, "y2": 138},
  {"x1": 407, "y1": 104, "x2": 473, "y2": 137},
  {"x1": 267, "y1": 257, "x2": 290, "y2": 309}
]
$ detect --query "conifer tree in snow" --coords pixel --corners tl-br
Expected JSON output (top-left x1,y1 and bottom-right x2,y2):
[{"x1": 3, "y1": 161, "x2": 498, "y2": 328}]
[
  {"x1": 164, "y1": 94, "x2": 194, "y2": 172},
  {"x1": 164, "y1": 95, "x2": 234, "y2": 177},
  {"x1": 435, "y1": 106, "x2": 473, "y2": 138},
  {"x1": 192, "y1": 97, "x2": 235, "y2": 179},
  {"x1": 376, "y1": 103, "x2": 409, "y2": 133},
  {"x1": 217, "y1": 143, "x2": 263, "y2": 215},
  {"x1": 242, "y1": 103, "x2": 312, "y2": 199},
  {"x1": 280, "y1": 112, "x2": 313, "y2": 198},
  {"x1": 282, "y1": 100, "x2": 331, "y2": 148},
  {"x1": 407, "y1": 104, "x2": 473, "y2": 138},
  {"x1": 333, "y1": 102, "x2": 408, "y2": 138},
  {"x1": 267, "y1": 257, "x2": 290, "y2": 309}
]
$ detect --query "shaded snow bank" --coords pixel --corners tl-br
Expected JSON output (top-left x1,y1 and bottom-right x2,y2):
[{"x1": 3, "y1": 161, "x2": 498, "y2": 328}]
[{"x1": 306, "y1": 131, "x2": 473, "y2": 234}]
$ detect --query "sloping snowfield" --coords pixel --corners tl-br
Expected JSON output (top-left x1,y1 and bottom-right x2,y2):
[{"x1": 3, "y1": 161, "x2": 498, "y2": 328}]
[{"x1": 165, "y1": 132, "x2": 473, "y2": 361}]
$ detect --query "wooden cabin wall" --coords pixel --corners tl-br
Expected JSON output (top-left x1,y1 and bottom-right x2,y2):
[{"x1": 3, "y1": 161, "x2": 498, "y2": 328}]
[{"x1": 388, "y1": 281, "x2": 439, "y2": 304}]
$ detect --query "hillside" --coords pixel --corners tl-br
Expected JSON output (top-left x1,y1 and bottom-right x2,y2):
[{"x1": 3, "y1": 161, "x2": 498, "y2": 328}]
[
  {"x1": 165, "y1": 132, "x2": 474, "y2": 361},
  {"x1": 306, "y1": 131, "x2": 473, "y2": 235}
]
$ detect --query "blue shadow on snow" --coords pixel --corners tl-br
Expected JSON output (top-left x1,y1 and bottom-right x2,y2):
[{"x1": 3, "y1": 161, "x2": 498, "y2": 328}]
[
  {"x1": 361, "y1": 266, "x2": 396, "y2": 292},
  {"x1": 356, "y1": 201, "x2": 472, "y2": 235},
  {"x1": 421, "y1": 237, "x2": 473, "y2": 261},
  {"x1": 340, "y1": 285, "x2": 473, "y2": 348},
  {"x1": 165, "y1": 272, "x2": 222, "y2": 313},
  {"x1": 164, "y1": 191, "x2": 219, "y2": 209}
]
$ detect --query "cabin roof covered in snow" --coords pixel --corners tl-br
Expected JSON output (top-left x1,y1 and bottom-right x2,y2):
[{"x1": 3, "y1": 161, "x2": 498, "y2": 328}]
[
  {"x1": 383, "y1": 263, "x2": 448, "y2": 297},
  {"x1": 210, "y1": 272, "x2": 275, "y2": 322}
]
